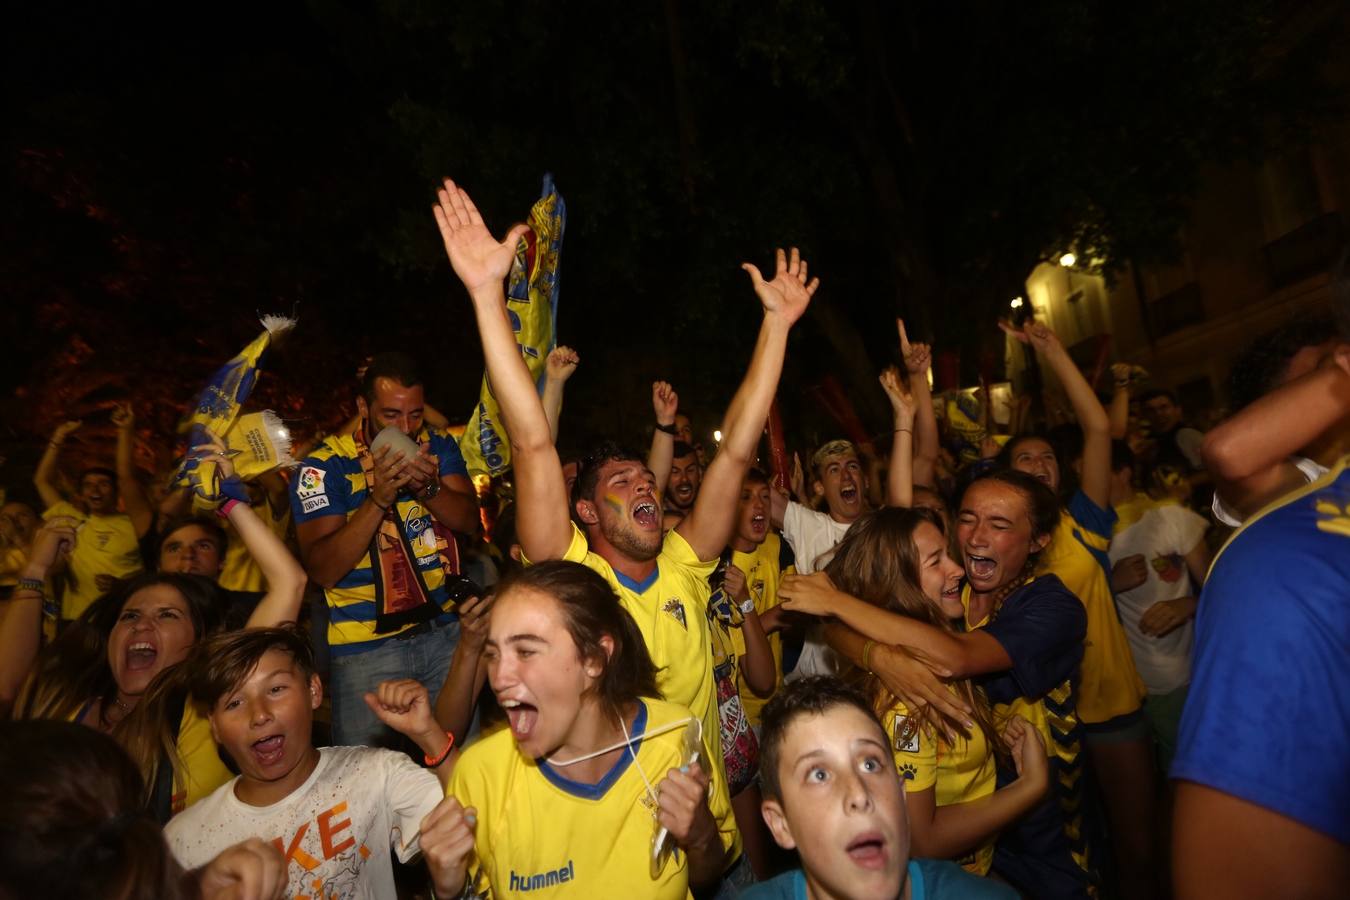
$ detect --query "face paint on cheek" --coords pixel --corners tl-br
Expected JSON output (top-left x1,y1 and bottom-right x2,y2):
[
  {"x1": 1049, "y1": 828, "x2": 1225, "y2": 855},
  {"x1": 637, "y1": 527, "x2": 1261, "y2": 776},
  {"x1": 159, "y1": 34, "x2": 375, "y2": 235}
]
[{"x1": 604, "y1": 494, "x2": 625, "y2": 514}]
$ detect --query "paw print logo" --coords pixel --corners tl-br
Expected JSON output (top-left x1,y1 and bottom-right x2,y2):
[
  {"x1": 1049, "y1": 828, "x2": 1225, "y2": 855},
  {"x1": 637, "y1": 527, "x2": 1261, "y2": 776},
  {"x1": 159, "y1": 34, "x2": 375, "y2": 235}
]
[{"x1": 898, "y1": 763, "x2": 918, "y2": 781}]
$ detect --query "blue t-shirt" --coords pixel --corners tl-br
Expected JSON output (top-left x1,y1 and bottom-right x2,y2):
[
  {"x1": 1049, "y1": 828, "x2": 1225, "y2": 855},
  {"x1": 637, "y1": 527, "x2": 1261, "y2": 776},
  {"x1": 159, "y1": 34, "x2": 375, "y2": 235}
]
[
  {"x1": 977, "y1": 574, "x2": 1086, "y2": 706},
  {"x1": 742, "y1": 859, "x2": 1018, "y2": 900},
  {"x1": 1172, "y1": 461, "x2": 1350, "y2": 843}
]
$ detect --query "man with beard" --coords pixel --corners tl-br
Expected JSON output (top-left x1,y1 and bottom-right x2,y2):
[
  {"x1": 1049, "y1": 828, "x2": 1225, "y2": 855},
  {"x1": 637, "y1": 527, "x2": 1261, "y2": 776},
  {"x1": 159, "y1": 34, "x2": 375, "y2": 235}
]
[
  {"x1": 663, "y1": 441, "x2": 703, "y2": 529},
  {"x1": 291, "y1": 351, "x2": 480, "y2": 746},
  {"x1": 433, "y1": 174, "x2": 819, "y2": 892},
  {"x1": 34, "y1": 404, "x2": 153, "y2": 620}
]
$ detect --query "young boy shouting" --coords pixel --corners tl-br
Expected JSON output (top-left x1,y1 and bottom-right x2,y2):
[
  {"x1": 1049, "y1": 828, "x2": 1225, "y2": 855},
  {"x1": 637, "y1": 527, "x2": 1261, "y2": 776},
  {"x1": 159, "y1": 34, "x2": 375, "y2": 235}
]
[
  {"x1": 747, "y1": 677, "x2": 1016, "y2": 900},
  {"x1": 164, "y1": 627, "x2": 463, "y2": 899}
]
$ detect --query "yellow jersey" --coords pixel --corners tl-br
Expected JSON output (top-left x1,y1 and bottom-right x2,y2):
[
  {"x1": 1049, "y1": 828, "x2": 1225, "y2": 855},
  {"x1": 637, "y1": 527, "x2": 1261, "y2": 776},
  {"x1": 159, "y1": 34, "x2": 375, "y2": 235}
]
[
  {"x1": 172, "y1": 700, "x2": 235, "y2": 814},
  {"x1": 881, "y1": 697, "x2": 998, "y2": 876},
  {"x1": 449, "y1": 698, "x2": 725, "y2": 899},
  {"x1": 217, "y1": 497, "x2": 290, "y2": 593},
  {"x1": 550, "y1": 523, "x2": 740, "y2": 860},
  {"x1": 727, "y1": 535, "x2": 794, "y2": 728},
  {"x1": 44, "y1": 501, "x2": 144, "y2": 619},
  {"x1": 1037, "y1": 493, "x2": 1145, "y2": 724}
]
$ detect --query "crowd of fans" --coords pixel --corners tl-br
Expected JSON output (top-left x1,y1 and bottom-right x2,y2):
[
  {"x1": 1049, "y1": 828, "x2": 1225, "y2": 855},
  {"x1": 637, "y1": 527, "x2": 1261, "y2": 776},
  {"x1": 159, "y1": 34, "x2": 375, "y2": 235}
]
[{"x1": 0, "y1": 177, "x2": 1346, "y2": 900}]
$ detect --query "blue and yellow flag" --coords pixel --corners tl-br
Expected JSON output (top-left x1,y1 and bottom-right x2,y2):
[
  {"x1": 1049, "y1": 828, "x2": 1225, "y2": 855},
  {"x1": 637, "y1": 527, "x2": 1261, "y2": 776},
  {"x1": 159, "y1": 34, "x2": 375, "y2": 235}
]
[
  {"x1": 459, "y1": 175, "x2": 565, "y2": 477},
  {"x1": 174, "y1": 316, "x2": 296, "y2": 508}
]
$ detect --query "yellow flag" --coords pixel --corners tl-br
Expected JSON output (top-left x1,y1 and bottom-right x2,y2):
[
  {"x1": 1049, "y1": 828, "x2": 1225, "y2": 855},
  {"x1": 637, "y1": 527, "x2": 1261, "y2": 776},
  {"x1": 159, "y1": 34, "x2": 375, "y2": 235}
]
[{"x1": 459, "y1": 176, "x2": 565, "y2": 477}]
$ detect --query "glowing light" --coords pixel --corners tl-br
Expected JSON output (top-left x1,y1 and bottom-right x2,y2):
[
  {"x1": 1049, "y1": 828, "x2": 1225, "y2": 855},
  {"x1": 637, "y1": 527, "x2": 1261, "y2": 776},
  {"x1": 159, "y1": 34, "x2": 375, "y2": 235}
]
[
  {"x1": 713, "y1": 430, "x2": 723, "y2": 443},
  {"x1": 1058, "y1": 252, "x2": 1077, "y2": 268},
  {"x1": 1010, "y1": 297, "x2": 1024, "y2": 309}
]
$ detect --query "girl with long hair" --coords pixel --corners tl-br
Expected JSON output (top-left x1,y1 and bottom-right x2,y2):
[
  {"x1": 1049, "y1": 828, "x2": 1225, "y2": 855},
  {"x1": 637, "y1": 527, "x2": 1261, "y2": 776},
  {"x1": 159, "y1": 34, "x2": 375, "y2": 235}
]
[
  {"x1": 780, "y1": 506, "x2": 1049, "y2": 876},
  {"x1": 432, "y1": 561, "x2": 734, "y2": 899},
  {"x1": 1, "y1": 443, "x2": 306, "y2": 820},
  {"x1": 783, "y1": 471, "x2": 1094, "y2": 899}
]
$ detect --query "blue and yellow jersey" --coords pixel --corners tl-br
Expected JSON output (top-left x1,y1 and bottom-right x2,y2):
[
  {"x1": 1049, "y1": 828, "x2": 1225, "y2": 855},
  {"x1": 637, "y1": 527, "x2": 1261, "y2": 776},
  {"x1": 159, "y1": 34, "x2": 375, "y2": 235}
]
[
  {"x1": 546, "y1": 523, "x2": 741, "y2": 862},
  {"x1": 289, "y1": 428, "x2": 469, "y2": 654},
  {"x1": 965, "y1": 576, "x2": 1094, "y2": 898},
  {"x1": 43, "y1": 501, "x2": 144, "y2": 620},
  {"x1": 449, "y1": 698, "x2": 725, "y2": 899},
  {"x1": 726, "y1": 535, "x2": 794, "y2": 728},
  {"x1": 1174, "y1": 459, "x2": 1350, "y2": 843},
  {"x1": 1037, "y1": 491, "x2": 1145, "y2": 725}
]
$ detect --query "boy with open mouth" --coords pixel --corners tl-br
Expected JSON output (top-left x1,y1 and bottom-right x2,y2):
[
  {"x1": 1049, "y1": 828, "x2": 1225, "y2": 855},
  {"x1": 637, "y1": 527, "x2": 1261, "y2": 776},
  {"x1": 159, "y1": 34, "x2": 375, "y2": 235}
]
[{"x1": 164, "y1": 627, "x2": 462, "y2": 899}]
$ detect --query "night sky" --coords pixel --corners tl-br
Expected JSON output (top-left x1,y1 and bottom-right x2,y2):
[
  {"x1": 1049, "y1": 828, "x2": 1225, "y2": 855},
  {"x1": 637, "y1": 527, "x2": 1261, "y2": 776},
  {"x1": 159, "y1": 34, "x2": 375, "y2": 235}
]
[{"x1": 4, "y1": 1, "x2": 1341, "y2": 482}]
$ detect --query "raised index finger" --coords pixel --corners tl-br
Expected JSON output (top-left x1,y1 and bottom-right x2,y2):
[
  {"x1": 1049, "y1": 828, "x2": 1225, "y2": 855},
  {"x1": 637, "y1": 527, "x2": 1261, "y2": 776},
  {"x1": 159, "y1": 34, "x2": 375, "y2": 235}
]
[{"x1": 897, "y1": 318, "x2": 910, "y2": 351}]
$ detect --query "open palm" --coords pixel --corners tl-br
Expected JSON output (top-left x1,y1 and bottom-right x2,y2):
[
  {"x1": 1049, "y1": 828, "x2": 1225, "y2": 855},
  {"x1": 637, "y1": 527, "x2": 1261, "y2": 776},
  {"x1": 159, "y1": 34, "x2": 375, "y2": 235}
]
[
  {"x1": 433, "y1": 178, "x2": 530, "y2": 295},
  {"x1": 742, "y1": 247, "x2": 819, "y2": 326}
]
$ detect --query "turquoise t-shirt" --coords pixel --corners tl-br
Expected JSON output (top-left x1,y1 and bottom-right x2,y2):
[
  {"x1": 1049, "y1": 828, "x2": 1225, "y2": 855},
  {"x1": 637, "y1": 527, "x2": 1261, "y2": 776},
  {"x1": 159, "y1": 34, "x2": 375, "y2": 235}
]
[{"x1": 742, "y1": 858, "x2": 1018, "y2": 900}]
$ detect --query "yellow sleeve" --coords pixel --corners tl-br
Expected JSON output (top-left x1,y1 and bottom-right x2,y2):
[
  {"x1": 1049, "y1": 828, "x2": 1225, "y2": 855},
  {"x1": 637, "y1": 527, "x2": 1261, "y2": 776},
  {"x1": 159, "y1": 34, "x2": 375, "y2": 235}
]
[
  {"x1": 520, "y1": 522, "x2": 591, "y2": 567},
  {"x1": 43, "y1": 501, "x2": 83, "y2": 522},
  {"x1": 882, "y1": 705, "x2": 937, "y2": 793},
  {"x1": 661, "y1": 528, "x2": 718, "y2": 579},
  {"x1": 174, "y1": 704, "x2": 235, "y2": 813}
]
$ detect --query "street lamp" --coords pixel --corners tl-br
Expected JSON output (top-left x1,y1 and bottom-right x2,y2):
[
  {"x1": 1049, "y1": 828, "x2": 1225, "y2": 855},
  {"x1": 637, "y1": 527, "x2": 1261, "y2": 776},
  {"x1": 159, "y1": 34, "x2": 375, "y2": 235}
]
[{"x1": 1058, "y1": 252, "x2": 1077, "y2": 268}]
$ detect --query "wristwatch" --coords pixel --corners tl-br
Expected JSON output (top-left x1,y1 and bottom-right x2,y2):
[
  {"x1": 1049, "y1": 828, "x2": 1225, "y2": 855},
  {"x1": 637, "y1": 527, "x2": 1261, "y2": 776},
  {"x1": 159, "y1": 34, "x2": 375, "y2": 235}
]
[
  {"x1": 418, "y1": 479, "x2": 442, "y2": 501},
  {"x1": 738, "y1": 597, "x2": 756, "y2": 616}
]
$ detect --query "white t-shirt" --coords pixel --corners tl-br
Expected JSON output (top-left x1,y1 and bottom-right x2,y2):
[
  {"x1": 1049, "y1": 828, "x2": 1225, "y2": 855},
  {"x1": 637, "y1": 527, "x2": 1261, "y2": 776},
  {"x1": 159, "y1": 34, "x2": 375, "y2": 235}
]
[
  {"x1": 781, "y1": 502, "x2": 855, "y2": 678},
  {"x1": 1211, "y1": 456, "x2": 1328, "y2": 527},
  {"x1": 165, "y1": 746, "x2": 442, "y2": 900},
  {"x1": 1107, "y1": 503, "x2": 1209, "y2": 694}
]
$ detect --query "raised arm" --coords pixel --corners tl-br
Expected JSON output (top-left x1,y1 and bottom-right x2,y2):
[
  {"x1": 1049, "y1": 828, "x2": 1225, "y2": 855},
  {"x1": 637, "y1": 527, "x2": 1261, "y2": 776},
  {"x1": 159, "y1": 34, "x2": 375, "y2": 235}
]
[
  {"x1": 188, "y1": 436, "x2": 308, "y2": 626},
  {"x1": 541, "y1": 346, "x2": 579, "y2": 445},
  {"x1": 434, "y1": 594, "x2": 492, "y2": 743},
  {"x1": 0, "y1": 519, "x2": 76, "y2": 715},
  {"x1": 1203, "y1": 358, "x2": 1350, "y2": 520},
  {"x1": 721, "y1": 564, "x2": 776, "y2": 696},
  {"x1": 880, "y1": 367, "x2": 916, "y2": 508},
  {"x1": 676, "y1": 248, "x2": 818, "y2": 560},
  {"x1": 433, "y1": 179, "x2": 572, "y2": 561},
  {"x1": 647, "y1": 381, "x2": 679, "y2": 500},
  {"x1": 897, "y1": 320, "x2": 939, "y2": 488},
  {"x1": 1108, "y1": 364, "x2": 1133, "y2": 440},
  {"x1": 111, "y1": 403, "x2": 153, "y2": 537},
  {"x1": 35, "y1": 420, "x2": 81, "y2": 510},
  {"x1": 1003, "y1": 320, "x2": 1111, "y2": 508}
]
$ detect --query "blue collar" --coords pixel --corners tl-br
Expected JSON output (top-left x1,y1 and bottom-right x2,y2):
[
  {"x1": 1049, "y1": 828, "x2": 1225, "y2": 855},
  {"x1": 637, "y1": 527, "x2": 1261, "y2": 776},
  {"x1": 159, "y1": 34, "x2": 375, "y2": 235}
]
[
  {"x1": 612, "y1": 564, "x2": 660, "y2": 595},
  {"x1": 536, "y1": 701, "x2": 649, "y2": 800}
]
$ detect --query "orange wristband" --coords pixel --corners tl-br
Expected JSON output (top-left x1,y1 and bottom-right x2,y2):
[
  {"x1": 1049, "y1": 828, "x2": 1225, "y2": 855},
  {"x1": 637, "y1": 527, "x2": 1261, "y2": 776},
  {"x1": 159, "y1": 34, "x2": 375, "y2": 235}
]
[{"x1": 424, "y1": 731, "x2": 455, "y2": 767}]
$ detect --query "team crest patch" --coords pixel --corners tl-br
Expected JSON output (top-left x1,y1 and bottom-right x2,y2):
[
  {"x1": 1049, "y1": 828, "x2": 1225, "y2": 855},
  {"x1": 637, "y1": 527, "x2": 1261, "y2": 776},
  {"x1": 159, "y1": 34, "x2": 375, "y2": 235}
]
[
  {"x1": 662, "y1": 598, "x2": 688, "y2": 629},
  {"x1": 296, "y1": 466, "x2": 326, "y2": 499},
  {"x1": 893, "y1": 715, "x2": 920, "y2": 754}
]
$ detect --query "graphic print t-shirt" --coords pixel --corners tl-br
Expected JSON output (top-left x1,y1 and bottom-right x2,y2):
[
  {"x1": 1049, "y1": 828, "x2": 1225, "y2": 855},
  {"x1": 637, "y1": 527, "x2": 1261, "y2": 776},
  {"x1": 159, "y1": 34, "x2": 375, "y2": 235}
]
[{"x1": 164, "y1": 746, "x2": 442, "y2": 900}]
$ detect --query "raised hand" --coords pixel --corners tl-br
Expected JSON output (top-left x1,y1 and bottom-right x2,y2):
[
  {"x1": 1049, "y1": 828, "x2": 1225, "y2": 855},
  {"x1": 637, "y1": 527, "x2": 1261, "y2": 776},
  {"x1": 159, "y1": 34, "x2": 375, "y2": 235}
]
[
  {"x1": 432, "y1": 178, "x2": 531, "y2": 296},
  {"x1": 878, "y1": 366, "x2": 916, "y2": 420},
  {"x1": 363, "y1": 678, "x2": 440, "y2": 744},
  {"x1": 546, "y1": 346, "x2": 581, "y2": 384},
  {"x1": 722, "y1": 564, "x2": 748, "y2": 602},
  {"x1": 24, "y1": 517, "x2": 78, "y2": 578},
  {"x1": 789, "y1": 452, "x2": 806, "y2": 502},
  {"x1": 652, "y1": 381, "x2": 679, "y2": 426},
  {"x1": 741, "y1": 247, "x2": 820, "y2": 326},
  {"x1": 50, "y1": 420, "x2": 82, "y2": 443},
  {"x1": 897, "y1": 319, "x2": 932, "y2": 375},
  {"x1": 456, "y1": 593, "x2": 494, "y2": 654},
  {"x1": 999, "y1": 319, "x2": 1063, "y2": 355},
  {"x1": 420, "y1": 796, "x2": 478, "y2": 899},
  {"x1": 658, "y1": 760, "x2": 715, "y2": 847},
  {"x1": 110, "y1": 402, "x2": 135, "y2": 431}
]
